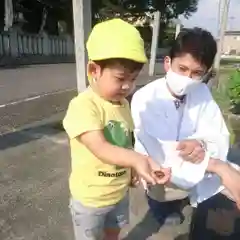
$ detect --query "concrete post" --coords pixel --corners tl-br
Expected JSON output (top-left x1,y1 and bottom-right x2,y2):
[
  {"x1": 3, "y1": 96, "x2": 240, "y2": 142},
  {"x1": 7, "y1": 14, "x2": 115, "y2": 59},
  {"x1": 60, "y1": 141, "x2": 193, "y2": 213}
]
[
  {"x1": 9, "y1": 29, "x2": 18, "y2": 57},
  {"x1": 72, "y1": 0, "x2": 92, "y2": 92},
  {"x1": 149, "y1": 11, "x2": 161, "y2": 76}
]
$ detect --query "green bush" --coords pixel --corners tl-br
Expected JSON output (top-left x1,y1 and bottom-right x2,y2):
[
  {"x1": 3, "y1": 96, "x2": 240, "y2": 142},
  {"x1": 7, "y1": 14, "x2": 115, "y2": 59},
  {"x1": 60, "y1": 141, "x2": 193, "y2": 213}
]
[
  {"x1": 212, "y1": 86, "x2": 230, "y2": 111},
  {"x1": 212, "y1": 90, "x2": 235, "y2": 145},
  {"x1": 227, "y1": 119, "x2": 236, "y2": 146},
  {"x1": 227, "y1": 69, "x2": 240, "y2": 114}
]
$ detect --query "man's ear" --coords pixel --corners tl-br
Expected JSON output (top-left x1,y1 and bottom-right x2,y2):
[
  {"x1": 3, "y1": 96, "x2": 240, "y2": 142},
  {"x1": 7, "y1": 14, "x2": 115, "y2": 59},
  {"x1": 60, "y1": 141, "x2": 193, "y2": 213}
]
[
  {"x1": 164, "y1": 56, "x2": 171, "y2": 72},
  {"x1": 203, "y1": 68, "x2": 215, "y2": 84}
]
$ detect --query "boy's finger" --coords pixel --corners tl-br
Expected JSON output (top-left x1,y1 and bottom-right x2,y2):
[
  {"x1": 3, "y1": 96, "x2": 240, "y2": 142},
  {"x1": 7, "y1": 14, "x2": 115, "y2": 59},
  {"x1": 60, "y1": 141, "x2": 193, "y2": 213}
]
[
  {"x1": 142, "y1": 173, "x2": 156, "y2": 185},
  {"x1": 160, "y1": 167, "x2": 171, "y2": 174},
  {"x1": 130, "y1": 178, "x2": 140, "y2": 187},
  {"x1": 147, "y1": 157, "x2": 160, "y2": 169},
  {"x1": 152, "y1": 170, "x2": 171, "y2": 184},
  {"x1": 237, "y1": 202, "x2": 240, "y2": 211},
  {"x1": 132, "y1": 176, "x2": 139, "y2": 182},
  {"x1": 153, "y1": 170, "x2": 165, "y2": 178},
  {"x1": 154, "y1": 169, "x2": 171, "y2": 178},
  {"x1": 155, "y1": 174, "x2": 170, "y2": 184}
]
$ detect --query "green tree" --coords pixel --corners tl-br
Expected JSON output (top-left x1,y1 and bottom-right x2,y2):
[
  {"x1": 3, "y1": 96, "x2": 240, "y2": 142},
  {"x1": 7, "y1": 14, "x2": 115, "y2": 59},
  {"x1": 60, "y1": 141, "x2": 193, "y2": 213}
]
[
  {"x1": 1, "y1": 0, "x2": 199, "y2": 36},
  {"x1": 92, "y1": 0, "x2": 199, "y2": 45},
  {"x1": 92, "y1": 0, "x2": 199, "y2": 22}
]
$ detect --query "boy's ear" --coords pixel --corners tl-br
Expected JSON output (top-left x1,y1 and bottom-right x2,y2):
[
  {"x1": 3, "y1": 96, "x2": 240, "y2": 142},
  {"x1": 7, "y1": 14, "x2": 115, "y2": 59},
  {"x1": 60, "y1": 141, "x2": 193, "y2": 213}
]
[
  {"x1": 87, "y1": 61, "x2": 101, "y2": 80},
  {"x1": 164, "y1": 56, "x2": 171, "y2": 72}
]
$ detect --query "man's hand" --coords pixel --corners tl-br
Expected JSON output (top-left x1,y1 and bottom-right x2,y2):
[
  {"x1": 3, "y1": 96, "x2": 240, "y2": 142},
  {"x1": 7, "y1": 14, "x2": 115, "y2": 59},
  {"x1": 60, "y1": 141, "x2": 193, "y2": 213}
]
[{"x1": 176, "y1": 139, "x2": 205, "y2": 164}]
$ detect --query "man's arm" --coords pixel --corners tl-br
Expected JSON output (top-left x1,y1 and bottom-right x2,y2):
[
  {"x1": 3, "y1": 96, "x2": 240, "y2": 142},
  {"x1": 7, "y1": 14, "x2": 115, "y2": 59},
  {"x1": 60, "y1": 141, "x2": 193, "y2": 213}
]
[
  {"x1": 184, "y1": 85, "x2": 230, "y2": 162},
  {"x1": 179, "y1": 86, "x2": 235, "y2": 205},
  {"x1": 207, "y1": 158, "x2": 240, "y2": 209},
  {"x1": 131, "y1": 85, "x2": 239, "y2": 206},
  {"x1": 177, "y1": 139, "x2": 240, "y2": 208},
  {"x1": 131, "y1": 90, "x2": 209, "y2": 189}
]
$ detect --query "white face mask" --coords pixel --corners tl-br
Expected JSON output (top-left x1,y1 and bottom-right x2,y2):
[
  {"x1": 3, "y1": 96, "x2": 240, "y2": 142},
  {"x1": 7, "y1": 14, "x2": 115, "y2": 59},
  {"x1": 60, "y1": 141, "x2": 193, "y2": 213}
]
[{"x1": 166, "y1": 69, "x2": 202, "y2": 96}]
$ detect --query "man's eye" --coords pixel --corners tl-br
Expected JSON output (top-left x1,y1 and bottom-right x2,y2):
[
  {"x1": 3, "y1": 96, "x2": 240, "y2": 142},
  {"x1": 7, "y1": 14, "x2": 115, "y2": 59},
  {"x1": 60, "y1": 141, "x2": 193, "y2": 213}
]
[
  {"x1": 195, "y1": 72, "x2": 203, "y2": 76},
  {"x1": 193, "y1": 72, "x2": 203, "y2": 79},
  {"x1": 179, "y1": 66, "x2": 187, "y2": 72}
]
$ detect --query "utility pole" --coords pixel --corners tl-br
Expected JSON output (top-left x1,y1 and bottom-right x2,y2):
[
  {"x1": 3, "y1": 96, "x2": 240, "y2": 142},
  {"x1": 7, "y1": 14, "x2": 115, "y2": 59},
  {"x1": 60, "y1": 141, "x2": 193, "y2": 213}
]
[
  {"x1": 72, "y1": 0, "x2": 92, "y2": 92},
  {"x1": 217, "y1": 0, "x2": 222, "y2": 37},
  {"x1": 149, "y1": 11, "x2": 161, "y2": 76},
  {"x1": 175, "y1": 19, "x2": 181, "y2": 39},
  {"x1": 214, "y1": 0, "x2": 230, "y2": 88},
  {"x1": 4, "y1": 0, "x2": 14, "y2": 31}
]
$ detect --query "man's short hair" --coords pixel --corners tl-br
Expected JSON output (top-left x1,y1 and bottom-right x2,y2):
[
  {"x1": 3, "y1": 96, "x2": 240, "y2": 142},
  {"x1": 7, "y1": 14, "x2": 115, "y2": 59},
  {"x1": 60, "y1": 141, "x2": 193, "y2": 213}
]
[{"x1": 169, "y1": 27, "x2": 217, "y2": 70}]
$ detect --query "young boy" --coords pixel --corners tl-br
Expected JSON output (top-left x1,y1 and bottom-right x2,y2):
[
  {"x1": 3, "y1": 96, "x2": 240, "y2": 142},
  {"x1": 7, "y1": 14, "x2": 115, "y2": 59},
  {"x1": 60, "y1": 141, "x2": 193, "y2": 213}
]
[
  {"x1": 63, "y1": 19, "x2": 170, "y2": 240},
  {"x1": 131, "y1": 27, "x2": 240, "y2": 238}
]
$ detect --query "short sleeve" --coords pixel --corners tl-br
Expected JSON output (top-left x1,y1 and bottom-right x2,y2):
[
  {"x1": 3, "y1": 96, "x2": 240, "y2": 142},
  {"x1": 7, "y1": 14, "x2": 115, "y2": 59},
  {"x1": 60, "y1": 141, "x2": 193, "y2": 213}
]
[{"x1": 63, "y1": 95, "x2": 103, "y2": 139}]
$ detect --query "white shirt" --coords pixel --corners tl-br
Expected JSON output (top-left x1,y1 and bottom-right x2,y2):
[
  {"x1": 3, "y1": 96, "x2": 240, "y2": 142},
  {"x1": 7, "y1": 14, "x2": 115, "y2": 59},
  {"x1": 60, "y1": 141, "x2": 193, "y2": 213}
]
[{"x1": 131, "y1": 78, "x2": 230, "y2": 206}]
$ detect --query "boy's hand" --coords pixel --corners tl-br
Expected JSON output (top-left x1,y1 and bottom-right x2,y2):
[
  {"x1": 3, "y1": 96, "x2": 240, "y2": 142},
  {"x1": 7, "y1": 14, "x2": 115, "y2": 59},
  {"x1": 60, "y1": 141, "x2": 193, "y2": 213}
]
[
  {"x1": 131, "y1": 156, "x2": 158, "y2": 185},
  {"x1": 129, "y1": 169, "x2": 140, "y2": 188},
  {"x1": 132, "y1": 156, "x2": 171, "y2": 186},
  {"x1": 148, "y1": 157, "x2": 171, "y2": 184}
]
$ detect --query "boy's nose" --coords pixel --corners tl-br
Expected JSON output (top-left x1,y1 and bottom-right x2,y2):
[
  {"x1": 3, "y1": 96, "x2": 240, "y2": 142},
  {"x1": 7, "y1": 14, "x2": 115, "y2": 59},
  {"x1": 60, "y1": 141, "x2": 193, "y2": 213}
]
[{"x1": 122, "y1": 84, "x2": 130, "y2": 90}]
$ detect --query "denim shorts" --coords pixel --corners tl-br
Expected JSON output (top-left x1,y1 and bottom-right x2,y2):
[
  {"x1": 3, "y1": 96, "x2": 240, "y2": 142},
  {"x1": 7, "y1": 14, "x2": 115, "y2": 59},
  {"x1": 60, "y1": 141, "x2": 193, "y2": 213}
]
[{"x1": 69, "y1": 193, "x2": 129, "y2": 240}]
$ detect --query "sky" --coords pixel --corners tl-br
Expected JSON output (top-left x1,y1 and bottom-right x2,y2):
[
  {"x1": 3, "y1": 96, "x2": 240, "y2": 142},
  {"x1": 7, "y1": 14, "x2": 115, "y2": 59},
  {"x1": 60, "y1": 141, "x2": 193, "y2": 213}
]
[{"x1": 180, "y1": 0, "x2": 240, "y2": 36}]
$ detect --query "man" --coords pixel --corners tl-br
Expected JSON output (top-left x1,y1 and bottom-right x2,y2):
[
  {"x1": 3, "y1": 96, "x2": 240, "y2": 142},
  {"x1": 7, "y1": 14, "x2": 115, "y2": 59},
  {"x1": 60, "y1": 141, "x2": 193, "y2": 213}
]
[{"x1": 131, "y1": 27, "x2": 240, "y2": 239}]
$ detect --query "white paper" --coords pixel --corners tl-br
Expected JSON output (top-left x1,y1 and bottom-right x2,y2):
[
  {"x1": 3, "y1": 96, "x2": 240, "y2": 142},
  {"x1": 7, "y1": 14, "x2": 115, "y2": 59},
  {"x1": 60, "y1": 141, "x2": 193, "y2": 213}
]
[{"x1": 159, "y1": 141, "x2": 209, "y2": 190}]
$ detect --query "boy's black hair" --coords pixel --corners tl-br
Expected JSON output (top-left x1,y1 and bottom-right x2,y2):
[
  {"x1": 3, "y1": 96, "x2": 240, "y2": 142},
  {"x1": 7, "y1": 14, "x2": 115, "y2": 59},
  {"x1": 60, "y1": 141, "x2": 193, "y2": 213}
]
[
  {"x1": 94, "y1": 58, "x2": 144, "y2": 73},
  {"x1": 169, "y1": 27, "x2": 217, "y2": 70}
]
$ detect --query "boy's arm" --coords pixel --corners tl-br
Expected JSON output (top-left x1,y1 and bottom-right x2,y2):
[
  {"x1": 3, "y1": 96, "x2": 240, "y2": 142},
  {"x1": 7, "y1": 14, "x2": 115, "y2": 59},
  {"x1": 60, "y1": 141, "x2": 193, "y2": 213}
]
[
  {"x1": 78, "y1": 130, "x2": 161, "y2": 185},
  {"x1": 63, "y1": 96, "x2": 170, "y2": 185}
]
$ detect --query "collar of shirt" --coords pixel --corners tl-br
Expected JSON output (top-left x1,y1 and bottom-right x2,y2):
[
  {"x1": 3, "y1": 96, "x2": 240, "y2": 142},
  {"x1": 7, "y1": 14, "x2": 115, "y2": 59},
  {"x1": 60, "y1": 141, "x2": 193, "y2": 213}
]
[
  {"x1": 163, "y1": 79, "x2": 186, "y2": 109},
  {"x1": 174, "y1": 98, "x2": 186, "y2": 109}
]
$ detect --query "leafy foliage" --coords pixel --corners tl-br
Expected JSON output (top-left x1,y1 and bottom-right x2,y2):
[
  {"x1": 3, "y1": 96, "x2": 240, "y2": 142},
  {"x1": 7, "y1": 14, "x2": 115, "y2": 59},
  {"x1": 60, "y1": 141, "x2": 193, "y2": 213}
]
[
  {"x1": 93, "y1": 0, "x2": 199, "y2": 45},
  {"x1": 2, "y1": 0, "x2": 199, "y2": 37},
  {"x1": 212, "y1": 86, "x2": 236, "y2": 146},
  {"x1": 227, "y1": 69, "x2": 240, "y2": 114},
  {"x1": 92, "y1": 0, "x2": 199, "y2": 26}
]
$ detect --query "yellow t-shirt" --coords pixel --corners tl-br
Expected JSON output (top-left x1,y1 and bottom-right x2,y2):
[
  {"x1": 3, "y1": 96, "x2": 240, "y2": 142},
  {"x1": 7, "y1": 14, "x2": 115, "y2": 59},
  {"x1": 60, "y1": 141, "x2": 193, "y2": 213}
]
[{"x1": 63, "y1": 88, "x2": 134, "y2": 208}]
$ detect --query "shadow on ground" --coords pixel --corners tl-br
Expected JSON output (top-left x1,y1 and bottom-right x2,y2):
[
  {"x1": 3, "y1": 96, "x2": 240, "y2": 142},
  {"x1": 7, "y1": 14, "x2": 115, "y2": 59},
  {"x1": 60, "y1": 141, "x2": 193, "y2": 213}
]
[
  {"x1": 0, "y1": 123, "x2": 73, "y2": 240},
  {"x1": 122, "y1": 210, "x2": 163, "y2": 240},
  {"x1": 174, "y1": 234, "x2": 189, "y2": 240},
  {"x1": 228, "y1": 146, "x2": 240, "y2": 165},
  {"x1": 122, "y1": 196, "x2": 191, "y2": 240},
  {"x1": 0, "y1": 122, "x2": 240, "y2": 240},
  {"x1": 0, "y1": 123, "x2": 64, "y2": 150}
]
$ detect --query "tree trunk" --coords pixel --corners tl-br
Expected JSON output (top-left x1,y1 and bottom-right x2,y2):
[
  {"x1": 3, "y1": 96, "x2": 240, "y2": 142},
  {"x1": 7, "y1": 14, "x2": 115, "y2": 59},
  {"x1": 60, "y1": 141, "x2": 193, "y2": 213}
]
[
  {"x1": 4, "y1": 0, "x2": 14, "y2": 31},
  {"x1": 39, "y1": 7, "x2": 48, "y2": 34}
]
